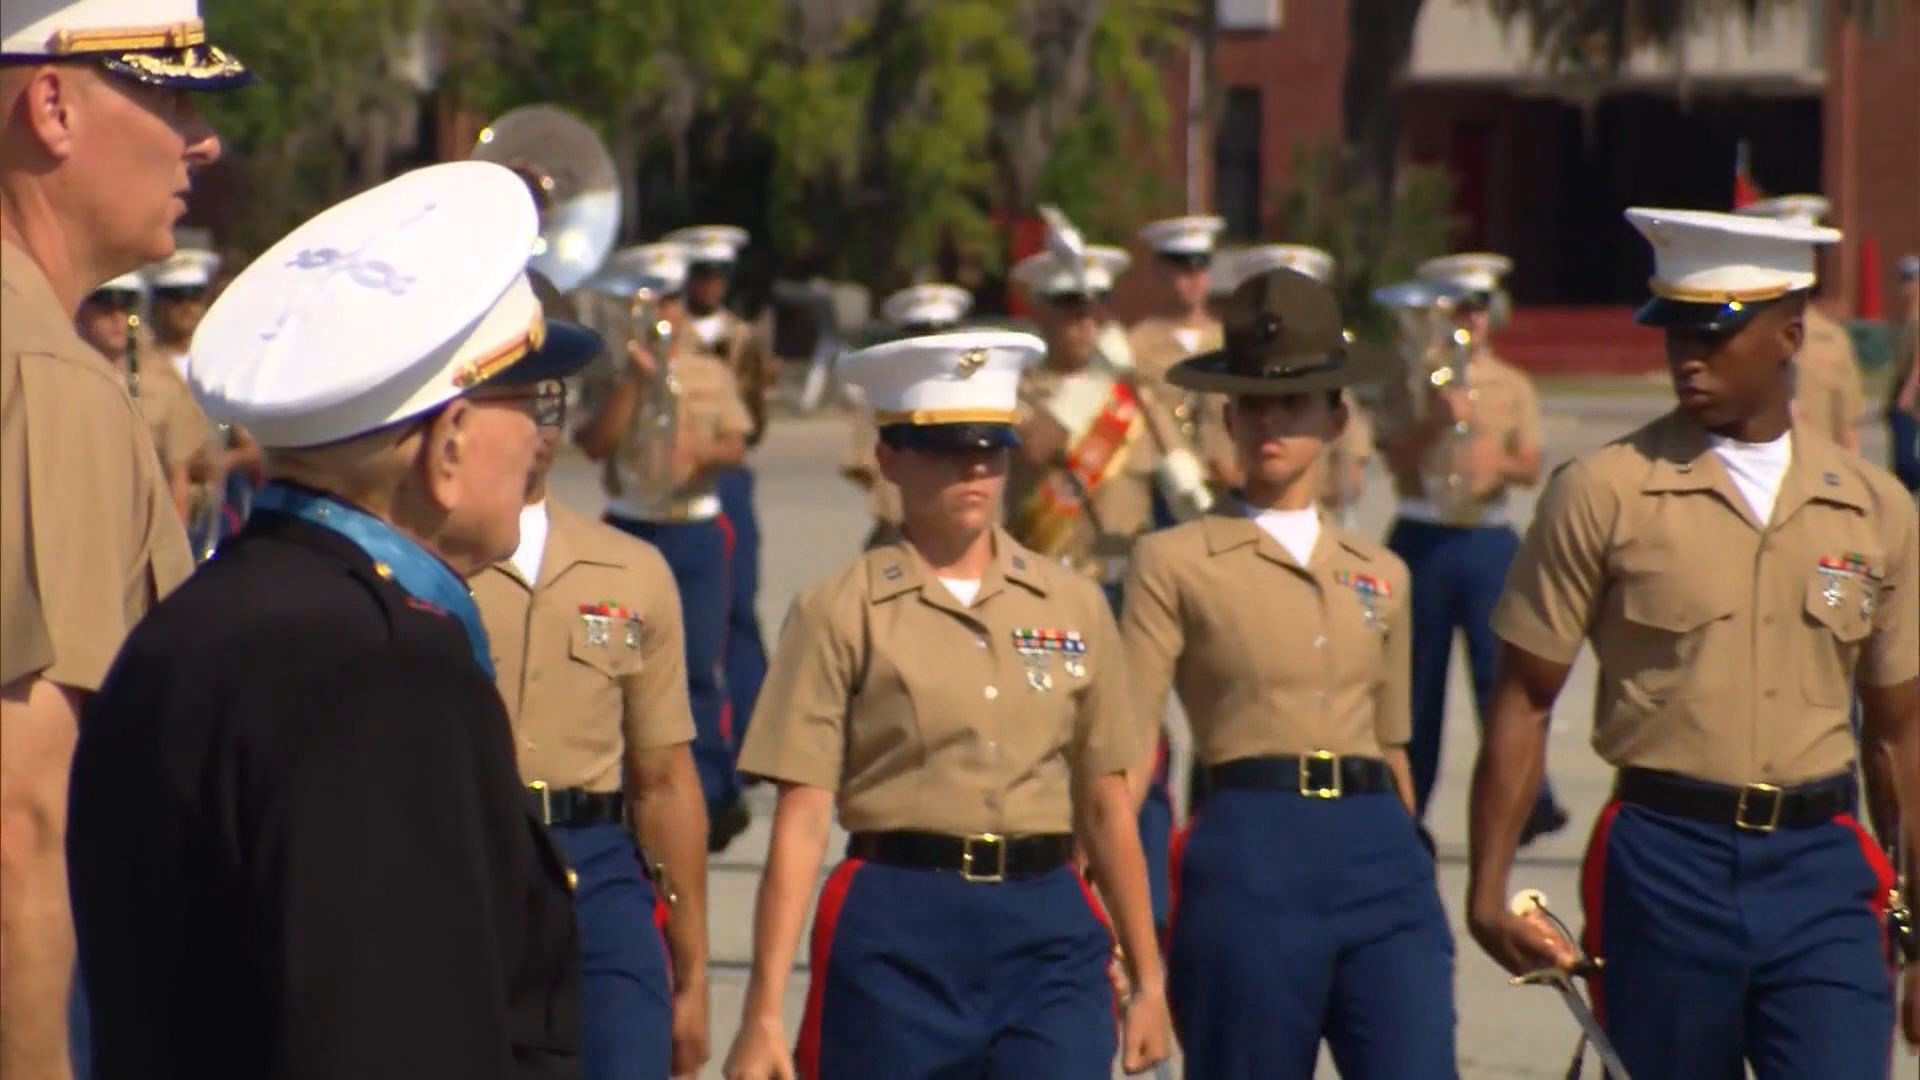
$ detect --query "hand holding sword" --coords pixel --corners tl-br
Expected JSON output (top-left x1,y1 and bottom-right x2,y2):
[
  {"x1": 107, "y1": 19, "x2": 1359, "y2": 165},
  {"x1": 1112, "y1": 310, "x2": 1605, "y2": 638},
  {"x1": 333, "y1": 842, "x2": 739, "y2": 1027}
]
[{"x1": 1501, "y1": 889, "x2": 1632, "y2": 1080}]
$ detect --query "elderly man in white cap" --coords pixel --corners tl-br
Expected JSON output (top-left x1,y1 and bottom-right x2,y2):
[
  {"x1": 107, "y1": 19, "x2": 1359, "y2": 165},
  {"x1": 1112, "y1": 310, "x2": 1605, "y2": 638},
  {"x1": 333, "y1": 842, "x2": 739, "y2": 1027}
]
[
  {"x1": 1, "y1": 3, "x2": 247, "y2": 1074},
  {"x1": 1470, "y1": 207, "x2": 1920, "y2": 1077},
  {"x1": 1374, "y1": 250, "x2": 1564, "y2": 842},
  {"x1": 1737, "y1": 194, "x2": 1865, "y2": 453},
  {"x1": 840, "y1": 282, "x2": 976, "y2": 550},
  {"x1": 66, "y1": 161, "x2": 602, "y2": 1079}
]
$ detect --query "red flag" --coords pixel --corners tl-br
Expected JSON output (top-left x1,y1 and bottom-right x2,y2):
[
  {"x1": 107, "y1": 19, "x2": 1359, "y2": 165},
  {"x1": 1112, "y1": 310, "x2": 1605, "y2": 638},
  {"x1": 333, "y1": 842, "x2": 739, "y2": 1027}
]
[
  {"x1": 1859, "y1": 236, "x2": 1883, "y2": 320},
  {"x1": 1732, "y1": 140, "x2": 1764, "y2": 209}
]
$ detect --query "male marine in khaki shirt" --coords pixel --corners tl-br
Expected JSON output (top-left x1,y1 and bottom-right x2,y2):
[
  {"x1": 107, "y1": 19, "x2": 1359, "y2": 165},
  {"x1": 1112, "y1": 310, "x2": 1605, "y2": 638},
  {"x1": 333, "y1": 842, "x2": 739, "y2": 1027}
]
[
  {"x1": 1737, "y1": 194, "x2": 1865, "y2": 452},
  {"x1": 74, "y1": 275, "x2": 209, "y2": 524},
  {"x1": 1467, "y1": 208, "x2": 1920, "y2": 1078},
  {"x1": 0, "y1": 8, "x2": 245, "y2": 1073},
  {"x1": 475, "y1": 420, "x2": 710, "y2": 1080}
]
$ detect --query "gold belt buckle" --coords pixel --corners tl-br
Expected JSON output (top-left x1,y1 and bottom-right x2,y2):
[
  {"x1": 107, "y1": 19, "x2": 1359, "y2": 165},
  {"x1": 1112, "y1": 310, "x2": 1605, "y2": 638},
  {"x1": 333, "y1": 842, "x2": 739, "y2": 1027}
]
[
  {"x1": 1300, "y1": 750, "x2": 1343, "y2": 799},
  {"x1": 1735, "y1": 782, "x2": 1783, "y2": 832},
  {"x1": 961, "y1": 832, "x2": 1007, "y2": 883},
  {"x1": 528, "y1": 780, "x2": 554, "y2": 825}
]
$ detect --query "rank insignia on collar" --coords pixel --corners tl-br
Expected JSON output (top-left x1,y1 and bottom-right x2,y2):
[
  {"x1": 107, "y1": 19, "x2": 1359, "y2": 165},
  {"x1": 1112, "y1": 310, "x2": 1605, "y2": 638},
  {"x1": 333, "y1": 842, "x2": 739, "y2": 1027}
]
[
  {"x1": 883, "y1": 564, "x2": 904, "y2": 581},
  {"x1": 580, "y1": 602, "x2": 642, "y2": 648}
]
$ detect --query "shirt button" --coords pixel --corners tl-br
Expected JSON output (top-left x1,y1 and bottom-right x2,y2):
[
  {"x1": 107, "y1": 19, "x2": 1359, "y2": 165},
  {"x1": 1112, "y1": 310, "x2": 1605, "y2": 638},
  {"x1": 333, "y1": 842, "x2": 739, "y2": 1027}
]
[
  {"x1": 1762, "y1": 689, "x2": 1778, "y2": 700},
  {"x1": 523, "y1": 739, "x2": 538, "y2": 751},
  {"x1": 975, "y1": 633, "x2": 990, "y2": 649},
  {"x1": 983, "y1": 686, "x2": 999, "y2": 700},
  {"x1": 1314, "y1": 636, "x2": 1327, "y2": 649}
]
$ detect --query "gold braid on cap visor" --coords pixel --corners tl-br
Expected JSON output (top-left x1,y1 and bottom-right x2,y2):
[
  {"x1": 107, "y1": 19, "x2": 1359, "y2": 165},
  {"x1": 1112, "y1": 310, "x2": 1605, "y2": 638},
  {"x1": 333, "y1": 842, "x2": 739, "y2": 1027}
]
[
  {"x1": 872, "y1": 407, "x2": 1018, "y2": 426},
  {"x1": 452, "y1": 313, "x2": 548, "y2": 389},
  {"x1": 48, "y1": 20, "x2": 205, "y2": 53},
  {"x1": 1647, "y1": 277, "x2": 1794, "y2": 305}
]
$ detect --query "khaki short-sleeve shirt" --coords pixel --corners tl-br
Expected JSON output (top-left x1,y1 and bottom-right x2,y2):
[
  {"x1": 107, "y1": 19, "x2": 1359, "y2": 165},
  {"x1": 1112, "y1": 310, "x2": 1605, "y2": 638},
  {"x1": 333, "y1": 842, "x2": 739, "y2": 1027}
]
[
  {"x1": 738, "y1": 529, "x2": 1140, "y2": 835},
  {"x1": 473, "y1": 502, "x2": 694, "y2": 792},
  {"x1": 1493, "y1": 411, "x2": 1920, "y2": 786},
  {"x1": 1, "y1": 241, "x2": 193, "y2": 690},
  {"x1": 588, "y1": 346, "x2": 753, "y2": 513},
  {"x1": 1794, "y1": 307, "x2": 1863, "y2": 448},
  {"x1": 1130, "y1": 316, "x2": 1234, "y2": 482},
  {"x1": 133, "y1": 354, "x2": 213, "y2": 473},
  {"x1": 1377, "y1": 350, "x2": 1542, "y2": 505},
  {"x1": 685, "y1": 308, "x2": 774, "y2": 444},
  {"x1": 1123, "y1": 509, "x2": 1412, "y2": 764}
]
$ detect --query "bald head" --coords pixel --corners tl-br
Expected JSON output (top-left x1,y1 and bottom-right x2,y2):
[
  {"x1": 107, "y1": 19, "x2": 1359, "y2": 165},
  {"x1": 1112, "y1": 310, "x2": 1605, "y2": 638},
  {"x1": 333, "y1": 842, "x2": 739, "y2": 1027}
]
[{"x1": 0, "y1": 61, "x2": 221, "y2": 312}]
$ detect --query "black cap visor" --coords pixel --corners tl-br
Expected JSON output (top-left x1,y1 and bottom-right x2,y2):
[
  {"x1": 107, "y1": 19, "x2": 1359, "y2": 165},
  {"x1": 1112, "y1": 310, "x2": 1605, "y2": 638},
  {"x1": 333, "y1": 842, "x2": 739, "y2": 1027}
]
[
  {"x1": 688, "y1": 261, "x2": 735, "y2": 277},
  {"x1": 879, "y1": 422, "x2": 1020, "y2": 453},
  {"x1": 1157, "y1": 251, "x2": 1212, "y2": 271},
  {"x1": 1634, "y1": 295, "x2": 1777, "y2": 335}
]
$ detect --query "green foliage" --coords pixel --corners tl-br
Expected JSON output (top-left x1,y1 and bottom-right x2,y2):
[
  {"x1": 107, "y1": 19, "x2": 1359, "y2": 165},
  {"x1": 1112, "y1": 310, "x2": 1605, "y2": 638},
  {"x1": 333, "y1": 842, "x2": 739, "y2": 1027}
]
[
  {"x1": 199, "y1": 0, "x2": 429, "y2": 253},
  {"x1": 1271, "y1": 141, "x2": 1457, "y2": 341}
]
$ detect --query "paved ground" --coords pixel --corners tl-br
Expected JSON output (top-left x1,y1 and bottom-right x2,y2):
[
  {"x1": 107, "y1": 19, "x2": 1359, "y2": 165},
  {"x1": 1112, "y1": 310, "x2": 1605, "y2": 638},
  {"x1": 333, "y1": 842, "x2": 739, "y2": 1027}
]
[{"x1": 544, "y1": 390, "x2": 1892, "y2": 1078}]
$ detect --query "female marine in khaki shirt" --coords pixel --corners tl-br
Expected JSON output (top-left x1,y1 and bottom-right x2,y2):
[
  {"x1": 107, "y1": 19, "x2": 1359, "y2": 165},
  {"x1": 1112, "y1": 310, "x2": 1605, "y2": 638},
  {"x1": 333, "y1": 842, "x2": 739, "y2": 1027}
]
[
  {"x1": 725, "y1": 331, "x2": 1170, "y2": 1080},
  {"x1": 1122, "y1": 269, "x2": 1457, "y2": 1078}
]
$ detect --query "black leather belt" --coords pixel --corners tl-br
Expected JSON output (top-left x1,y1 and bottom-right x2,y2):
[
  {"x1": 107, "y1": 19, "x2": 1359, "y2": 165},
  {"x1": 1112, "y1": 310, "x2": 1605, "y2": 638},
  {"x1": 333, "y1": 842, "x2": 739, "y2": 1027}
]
[
  {"x1": 1205, "y1": 753, "x2": 1395, "y2": 799},
  {"x1": 1616, "y1": 768, "x2": 1856, "y2": 832},
  {"x1": 847, "y1": 831, "x2": 1073, "y2": 883},
  {"x1": 526, "y1": 782, "x2": 627, "y2": 828}
]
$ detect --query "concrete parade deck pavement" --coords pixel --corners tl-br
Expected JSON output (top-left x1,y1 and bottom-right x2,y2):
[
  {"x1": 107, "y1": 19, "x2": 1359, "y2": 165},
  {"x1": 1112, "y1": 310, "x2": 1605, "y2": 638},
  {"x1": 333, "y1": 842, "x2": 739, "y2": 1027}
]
[{"x1": 542, "y1": 389, "x2": 1892, "y2": 1079}]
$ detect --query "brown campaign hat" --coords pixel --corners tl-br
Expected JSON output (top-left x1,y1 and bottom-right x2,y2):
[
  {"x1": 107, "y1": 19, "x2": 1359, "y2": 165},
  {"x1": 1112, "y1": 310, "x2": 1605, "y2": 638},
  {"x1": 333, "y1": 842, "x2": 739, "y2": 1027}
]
[{"x1": 1168, "y1": 268, "x2": 1394, "y2": 396}]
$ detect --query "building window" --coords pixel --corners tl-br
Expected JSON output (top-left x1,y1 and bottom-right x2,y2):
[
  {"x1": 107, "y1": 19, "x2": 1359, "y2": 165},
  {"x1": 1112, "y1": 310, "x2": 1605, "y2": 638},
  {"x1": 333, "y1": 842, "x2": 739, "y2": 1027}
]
[
  {"x1": 1214, "y1": 87, "x2": 1263, "y2": 240},
  {"x1": 1219, "y1": 0, "x2": 1281, "y2": 31}
]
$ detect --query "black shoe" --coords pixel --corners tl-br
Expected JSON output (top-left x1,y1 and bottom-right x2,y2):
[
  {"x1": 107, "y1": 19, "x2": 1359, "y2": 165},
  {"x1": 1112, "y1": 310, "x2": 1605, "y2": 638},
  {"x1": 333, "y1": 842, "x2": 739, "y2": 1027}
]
[
  {"x1": 707, "y1": 797, "x2": 751, "y2": 854},
  {"x1": 1518, "y1": 799, "x2": 1570, "y2": 848}
]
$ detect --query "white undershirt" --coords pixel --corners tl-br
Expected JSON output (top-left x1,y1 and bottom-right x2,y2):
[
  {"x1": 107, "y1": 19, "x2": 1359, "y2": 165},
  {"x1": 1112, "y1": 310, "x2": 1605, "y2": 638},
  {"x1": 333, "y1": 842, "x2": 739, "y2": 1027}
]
[
  {"x1": 1172, "y1": 327, "x2": 1203, "y2": 355},
  {"x1": 163, "y1": 347, "x2": 190, "y2": 379},
  {"x1": 938, "y1": 577, "x2": 981, "y2": 607},
  {"x1": 1709, "y1": 430, "x2": 1792, "y2": 526},
  {"x1": 691, "y1": 312, "x2": 728, "y2": 349},
  {"x1": 511, "y1": 501, "x2": 551, "y2": 584},
  {"x1": 1247, "y1": 503, "x2": 1321, "y2": 567}
]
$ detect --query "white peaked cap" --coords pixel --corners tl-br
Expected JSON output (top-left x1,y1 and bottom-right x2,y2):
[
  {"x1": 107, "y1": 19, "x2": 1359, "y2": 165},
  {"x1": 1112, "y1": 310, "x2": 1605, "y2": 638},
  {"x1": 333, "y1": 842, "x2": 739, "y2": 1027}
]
[
  {"x1": 592, "y1": 242, "x2": 690, "y2": 297},
  {"x1": 3, "y1": 0, "x2": 195, "y2": 54},
  {"x1": 881, "y1": 283, "x2": 973, "y2": 329},
  {"x1": 92, "y1": 271, "x2": 148, "y2": 298},
  {"x1": 189, "y1": 161, "x2": 553, "y2": 449},
  {"x1": 1139, "y1": 215, "x2": 1226, "y2": 257},
  {"x1": 1418, "y1": 252, "x2": 1513, "y2": 294},
  {"x1": 146, "y1": 247, "x2": 220, "y2": 291},
  {"x1": 663, "y1": 225, "x2": 749, "y2": 265},
  {"x1": 1013, "y1": 246, "x2": 1132, "y2": 298},
  {"x1": 1626, "y1": 207, "x2": 1839, "y2": 304},
  {"x1": 1736, "y1": 194, "x2": 1834, "y2": 231},
  {"x1": 839, "y1": 330, "x2": 1043, "y2": 427},
  {"x1": 1229, "y1": 244, "x2": 1335, "y2": 287}
]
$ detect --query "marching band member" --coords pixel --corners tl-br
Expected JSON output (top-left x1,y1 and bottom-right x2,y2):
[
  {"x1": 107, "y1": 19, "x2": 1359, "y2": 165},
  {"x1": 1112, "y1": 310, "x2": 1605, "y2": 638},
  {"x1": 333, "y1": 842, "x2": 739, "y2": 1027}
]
[
  {"x1": 1737, "y1": 195, "x2": 1865, "y2": 453},
  {"x1": 1469, "y1": 207, "x2": 1920, "y2": 1077},
  {"x1": 474, "y1": 411, "x2": 712, "y2": 1080},
  {"x1": 1376, "y1": 251, "x2": 1566, "y2": 838},
  {"x1": 841, "y1": 282, "x2": 974, "y2": 550},
  {"x1": 1128, "y1": 216, "x2": 1226, "y2": 388},
  {"x1": 143, "y1": 244, "x2": 218, "y2": 379},
  {"x1": 1005, "y1": 243, "x2": 1155, "y2": 599},
  {"x1": 724, "y1": 330, "x2": 1169, "y2": 1080},
  {"x1": 69, "y1": 161, "x2": 593, "y2": 1077},
  {"x1": 664, "y1": 224, "x2": 776, "y2": 768},
  {"x1": 1124, "y1": 267, "x2": 1454, "y2": 1077},
  {"x1": 74, "y1": 273, "x2": 207, "y2": 526},
  {"x1": 576, "y1": 239, "x2": 757, "y2": 852}
]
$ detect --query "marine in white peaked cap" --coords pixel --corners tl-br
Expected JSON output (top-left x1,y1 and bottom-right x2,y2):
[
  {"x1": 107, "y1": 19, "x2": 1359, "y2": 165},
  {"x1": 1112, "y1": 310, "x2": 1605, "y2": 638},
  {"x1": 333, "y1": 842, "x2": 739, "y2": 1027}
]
[
  {"x1": 1, "y1": 6, "x2": 251, "y2": 1070},
  {"x1": 881, "y1": 282, "x2": 974, "y2": 332},
  {"x1": 65, "y1": 160, "x2": 598, "y2": 1079},
  {"x1": 726, "y1": 328, "x2": 1172, "y2": 1080}
]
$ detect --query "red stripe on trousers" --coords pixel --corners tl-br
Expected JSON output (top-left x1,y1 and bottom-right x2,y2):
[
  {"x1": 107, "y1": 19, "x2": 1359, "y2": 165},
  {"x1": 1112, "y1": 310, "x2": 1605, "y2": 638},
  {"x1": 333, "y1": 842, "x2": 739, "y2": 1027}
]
[
  {"x1": 796, "y1": 859, "x2": 863, "y2": 1080},
  {"x1": 1579, "y1": 799, "x2": 1623, "y2": 1025},
  {"x1": 715, "y1": 512, "x2": 738, "y2": 742},
  {"x1": 1834, "y1": 813, "x2": 1898, "y2": 965}
]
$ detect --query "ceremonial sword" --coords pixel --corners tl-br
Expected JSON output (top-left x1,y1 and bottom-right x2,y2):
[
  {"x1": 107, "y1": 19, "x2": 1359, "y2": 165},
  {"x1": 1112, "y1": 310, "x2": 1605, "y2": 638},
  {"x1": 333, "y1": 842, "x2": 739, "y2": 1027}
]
[{"x1": 1508, "y1": 889, "x2": 1632, "y2": 1080}]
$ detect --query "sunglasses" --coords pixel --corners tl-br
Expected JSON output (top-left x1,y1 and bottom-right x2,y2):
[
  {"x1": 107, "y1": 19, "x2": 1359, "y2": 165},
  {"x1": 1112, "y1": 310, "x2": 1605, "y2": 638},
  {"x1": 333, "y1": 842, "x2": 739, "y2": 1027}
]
[
  {"x1": 86, "y1": 291, "x2": 142, "y2": 313},
  {"x1": 468, "y1": 379, "x2": 569, "y2": 430}
]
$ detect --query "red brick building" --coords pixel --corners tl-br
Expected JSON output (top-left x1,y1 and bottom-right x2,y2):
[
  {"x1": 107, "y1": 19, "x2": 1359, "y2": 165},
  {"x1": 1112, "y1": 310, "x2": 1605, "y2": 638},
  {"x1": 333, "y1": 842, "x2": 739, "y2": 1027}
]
[{"x1": 1125, "y1": 0, "x2": 1919, "y2": 374}]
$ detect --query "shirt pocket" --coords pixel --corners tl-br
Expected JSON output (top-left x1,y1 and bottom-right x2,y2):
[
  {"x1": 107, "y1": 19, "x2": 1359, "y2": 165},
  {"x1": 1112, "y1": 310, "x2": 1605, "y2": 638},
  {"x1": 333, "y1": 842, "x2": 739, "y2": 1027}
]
[
  {"x1": 1801, "y1": 570, "x2": 1874, "y2": 706},
  {"x1": 1617, "y1": 578, "x2": 1736, "y2": 705},
  {"x1": 568, "y1": 617, "x2": 645, "y2": 679}
]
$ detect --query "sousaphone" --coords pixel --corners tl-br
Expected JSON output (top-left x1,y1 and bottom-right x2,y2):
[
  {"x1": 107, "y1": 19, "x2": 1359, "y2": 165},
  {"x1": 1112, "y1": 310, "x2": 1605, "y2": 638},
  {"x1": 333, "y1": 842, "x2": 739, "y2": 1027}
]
[{"x1": 470, "y1": 104, "x2": 622, "y2": 291}]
